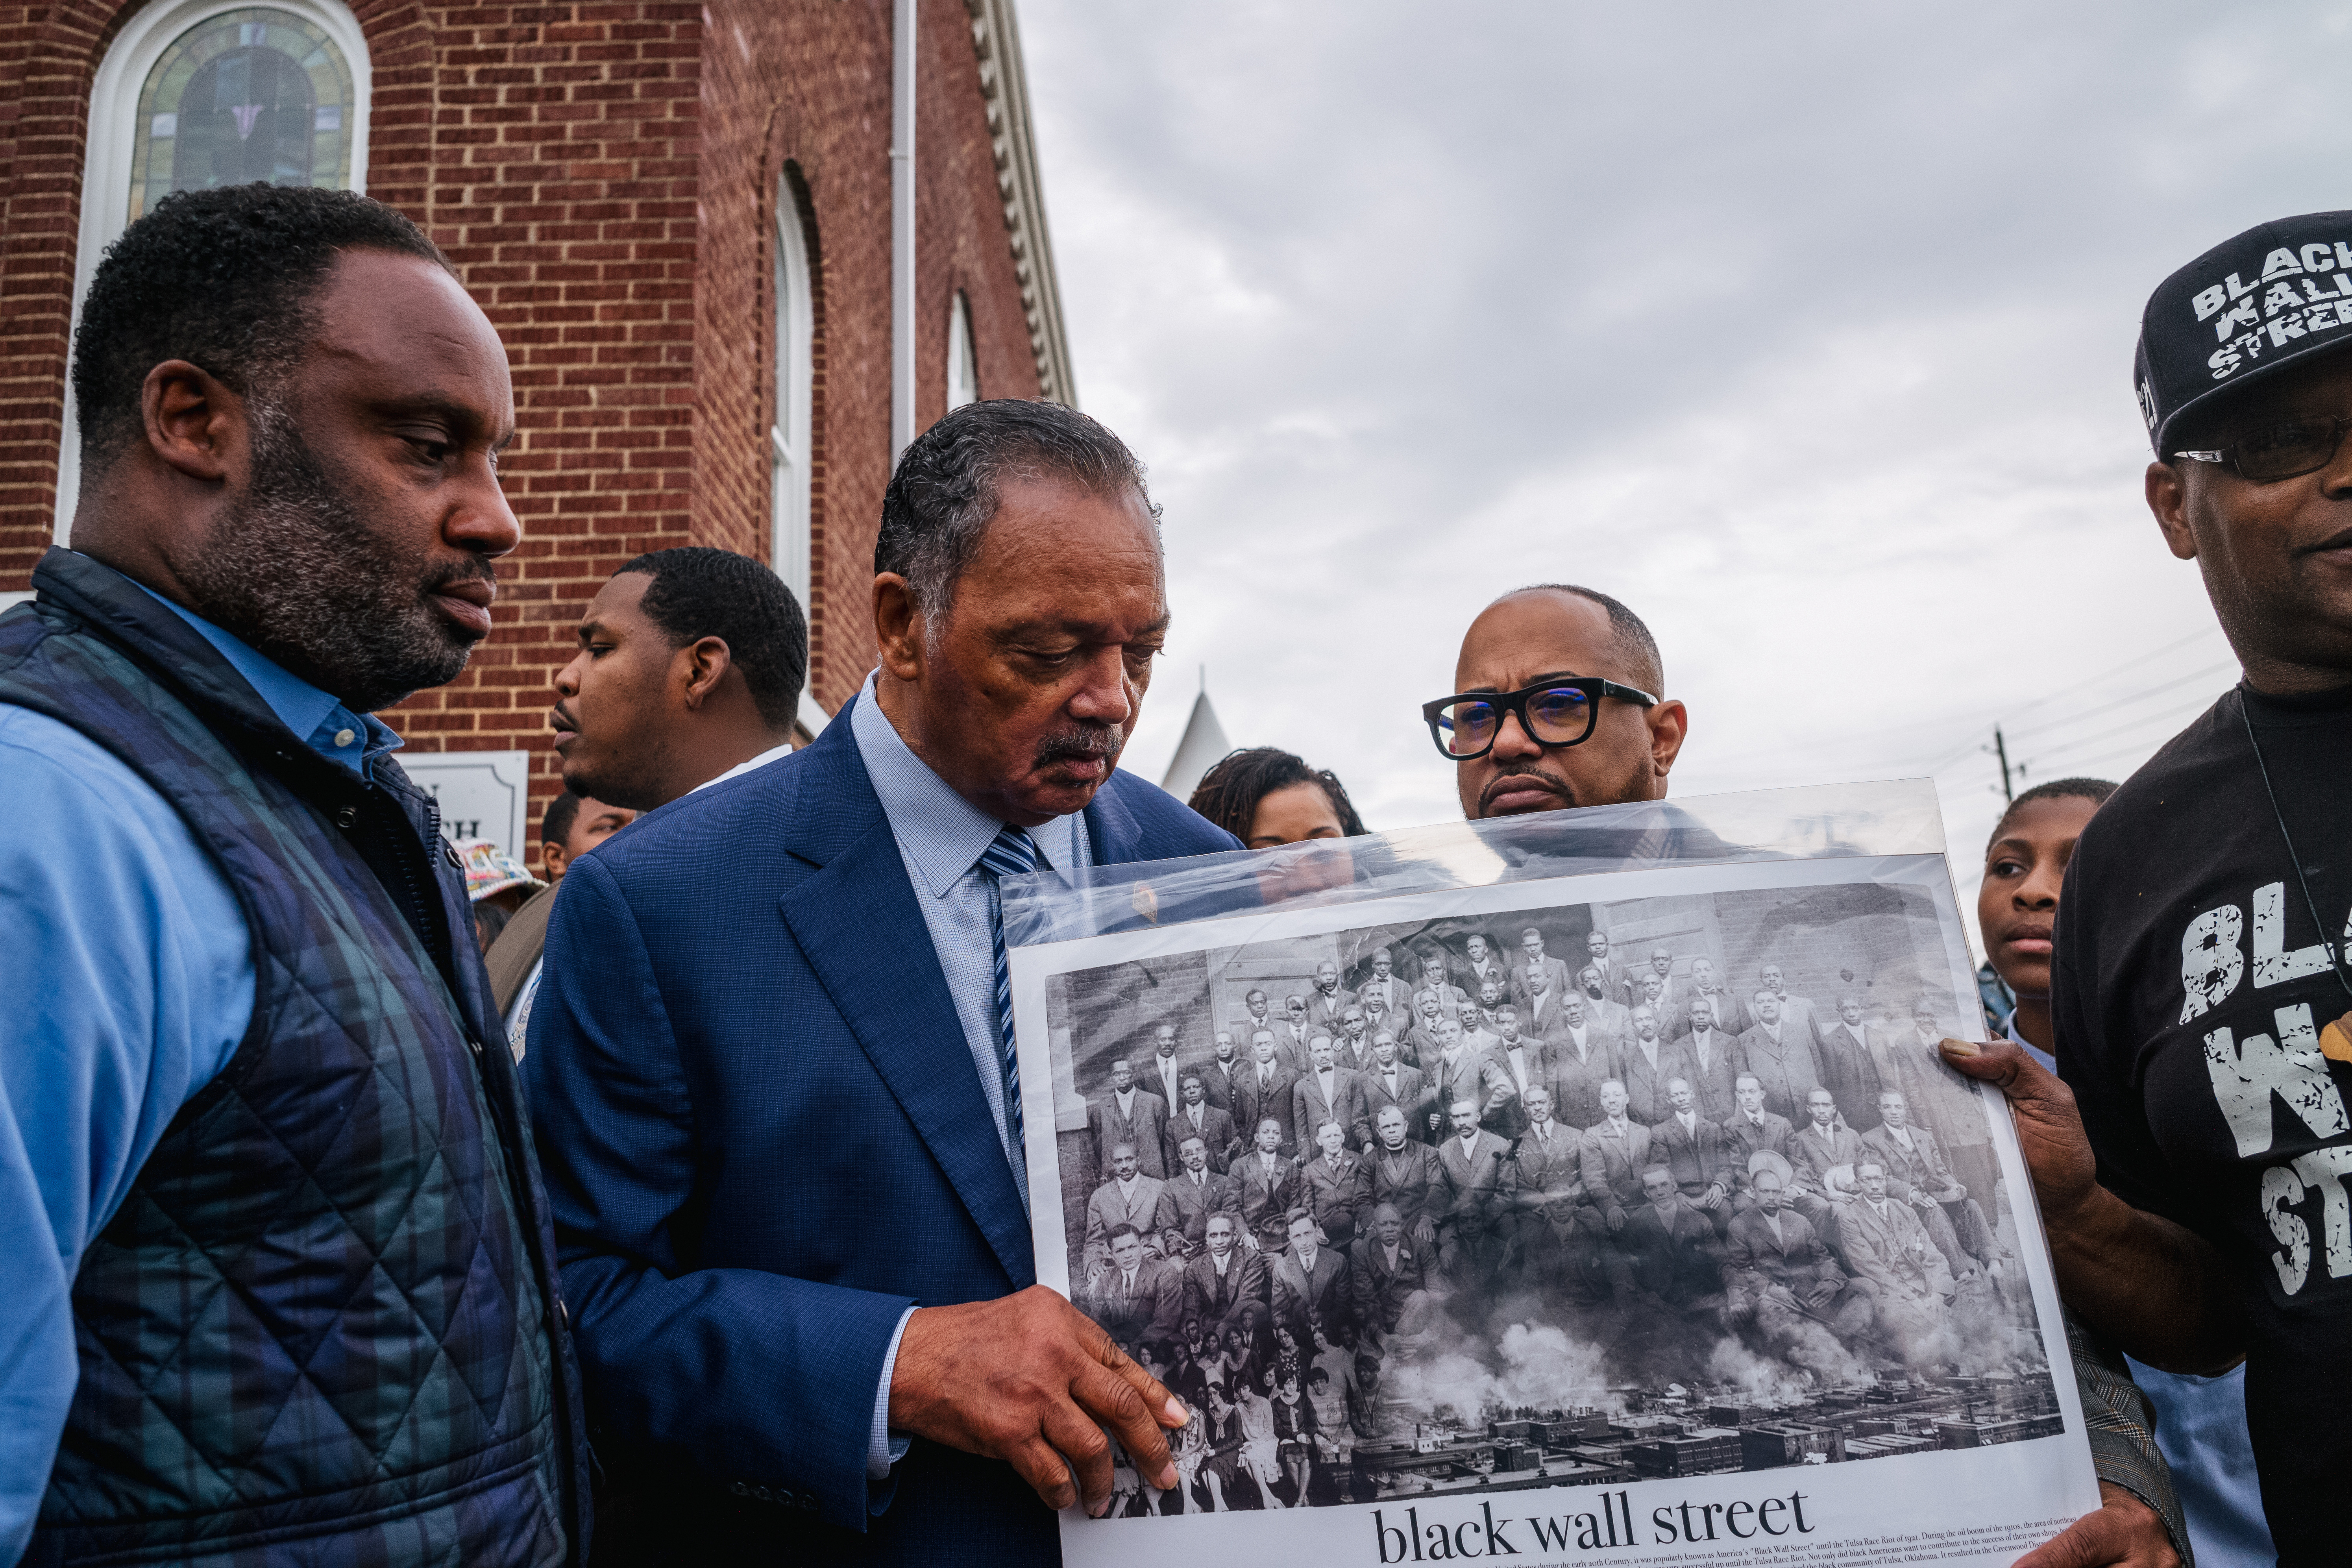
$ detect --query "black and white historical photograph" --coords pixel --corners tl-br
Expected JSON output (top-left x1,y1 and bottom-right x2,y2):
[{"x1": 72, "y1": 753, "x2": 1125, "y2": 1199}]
[{"x1": 1027, "y1": 869, "x2": 2063, "y2": 1521}]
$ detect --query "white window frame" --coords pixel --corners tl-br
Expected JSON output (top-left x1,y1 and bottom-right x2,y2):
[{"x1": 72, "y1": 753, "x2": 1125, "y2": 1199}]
[
  {"x1": 945, "y1": 290, "x2": 978, "y2": 412},
  {"x1": 770, "y1": 179, "x2": 814, "y2": 620},
  {"x1": 53, "y1": 0, "x2": 372, "y2": 543}
]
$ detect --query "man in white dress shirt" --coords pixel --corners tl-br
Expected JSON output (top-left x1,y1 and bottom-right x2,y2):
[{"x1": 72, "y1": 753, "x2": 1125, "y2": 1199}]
[
  {"x1": 1167, "y1": 1074, "x2": 1239, "y2": 1177},
  {"x1": 1679, "y1": 994, "x2": 1740, "y2": 1123},
  {"x1": 497, "y1": 548, "x2": 806, "y2": 1051},
  {"x1": 1306, "y1": 961, "x2": 1355, "y2": 1033},
  {"x1": 1481, "y1": 1003, "x2": 1546, "y2": 1139},
  {"x1": 1335, "y1": 1005, "x2": 1377, "y2": 1074},
  {"x1": 1576, "y1": 963, "x2": 1632, "y2": 1040},
  {"x1": 1355, "y1": 948, "x2": 1414, "y2": 1020},
  {"x1": 1237, "y1": 988, "x2": 1277, "y2": 1056},
  {"x1": 1461, "y1": 934, "x2": 1511, "y2": 995},
  {"x1": 1147, "y1": 1024, "x2": 1189, "y2": 1111},
  {"x1": 1550, "y1": 991, "x2": 1618, "y2": 1130},
  {"x1": 1636, "y1": 946, "x2": 1679, "y2": 1017},
  {"x1": 1671, "y1": 957, "x2": 1748, "y2": 1039},
  {"x1": 1583, "y1": 928, "x2": 1630, "y2": 1004},
  {"x1": 1292, "y1": 1036, "x2": 1372, "y2": 1156},
  {"x1": 1091, "y1": 1057, "x2": 1172, "y2": 1180},
  {"x1": 1361, "y1": 1035, "x2": 1428, "y2": 1148},
  {"x1": 1513, "y1": 928, "x2": 1574, "y2": 1019},
  {"x1": 1757, "y1": 964, "x2": 1825, "y2": 1046}
]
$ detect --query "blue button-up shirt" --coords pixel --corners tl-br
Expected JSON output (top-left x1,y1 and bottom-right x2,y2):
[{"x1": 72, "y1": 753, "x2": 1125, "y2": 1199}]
[
  {"x1": 846, "y1": 672, "x2": 1091, "y2": 1482},
  {"x1": 131, "y1": 582, "x2": 402, "y2": 781},
  {"x1": 0, "y1": 580, "x2": 401, "y2": 1565}
]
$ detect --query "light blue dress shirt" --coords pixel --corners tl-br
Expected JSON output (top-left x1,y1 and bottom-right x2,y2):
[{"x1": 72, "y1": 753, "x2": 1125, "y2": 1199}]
[
  {"x1": 130, "y1": 582, "x2": 402, "y2": 782},
  {"x1": 0, "y1": 581, "x2": 399, "y2": 1566},
  {"x1": 846, "y1": 673, "x2": 1091, "y2": 1481},
  {"x1": 2013, "y1": 1022, "x2": 2275, "y2": 1565}
]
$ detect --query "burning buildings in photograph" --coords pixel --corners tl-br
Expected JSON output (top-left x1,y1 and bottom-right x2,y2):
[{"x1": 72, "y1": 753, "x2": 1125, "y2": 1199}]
[{"x1": 1349, "y1": 1363, "x2": 2065, "y2": 1505}]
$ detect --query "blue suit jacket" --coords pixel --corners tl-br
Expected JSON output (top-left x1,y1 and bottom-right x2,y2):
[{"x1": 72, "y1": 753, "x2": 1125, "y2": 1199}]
[{"x1": 523, "y1": 699, "x2": 1238, "y2": 1562}]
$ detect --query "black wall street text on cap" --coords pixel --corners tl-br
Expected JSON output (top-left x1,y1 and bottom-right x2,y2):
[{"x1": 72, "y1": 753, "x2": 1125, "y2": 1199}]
[{"x1": 2136, "y1": 209, "x2": 2352, "y2": 457}]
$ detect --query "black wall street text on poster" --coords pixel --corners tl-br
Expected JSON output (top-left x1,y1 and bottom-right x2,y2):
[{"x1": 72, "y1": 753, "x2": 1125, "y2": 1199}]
[{"x1": 1372, "y1": 1489, "x2": 1817, "y2": 1559}]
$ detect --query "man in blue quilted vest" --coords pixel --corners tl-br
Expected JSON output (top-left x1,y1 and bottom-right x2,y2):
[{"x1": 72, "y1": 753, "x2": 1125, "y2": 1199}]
[{"x1": 0, "y1": 185, "x2": 589, "y2": 1566}]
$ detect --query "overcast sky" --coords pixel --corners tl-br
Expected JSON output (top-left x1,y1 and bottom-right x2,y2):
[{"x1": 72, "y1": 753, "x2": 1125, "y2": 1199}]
[{"x1": 1016, "y1": 0, "x2": 2350, "y2": 953}]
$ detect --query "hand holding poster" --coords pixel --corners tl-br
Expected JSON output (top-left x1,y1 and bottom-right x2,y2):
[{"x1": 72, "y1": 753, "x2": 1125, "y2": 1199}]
[{"x1": 1002, "y1": 783, "x2": 2099, "y2": 1567}]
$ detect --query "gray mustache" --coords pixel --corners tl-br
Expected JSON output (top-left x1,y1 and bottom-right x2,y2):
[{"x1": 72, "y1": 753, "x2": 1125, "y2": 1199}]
[{"x1": 1035, "y1": 727, "x2": 1123, "y2": 766}]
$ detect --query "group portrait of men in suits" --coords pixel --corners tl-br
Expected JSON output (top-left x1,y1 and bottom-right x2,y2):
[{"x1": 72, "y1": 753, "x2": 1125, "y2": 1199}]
[{"x1": 1052, "y1": 916, "x2": 2040, "y2": 1512}]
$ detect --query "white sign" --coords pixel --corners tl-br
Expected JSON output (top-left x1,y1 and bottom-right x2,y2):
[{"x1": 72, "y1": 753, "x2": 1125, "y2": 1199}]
[{"x1": 400, "y1": 749, "x2": 533, "y2": 856}]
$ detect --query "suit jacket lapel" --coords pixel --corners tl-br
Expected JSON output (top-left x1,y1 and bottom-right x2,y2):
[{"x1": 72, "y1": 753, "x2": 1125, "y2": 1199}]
[
  {"x1": 1083, "y1": 775, "x2": 1145, "y2": 863},
  {"x1": 776, "y1": 704, "x2": 1035, "y2": 1287}
]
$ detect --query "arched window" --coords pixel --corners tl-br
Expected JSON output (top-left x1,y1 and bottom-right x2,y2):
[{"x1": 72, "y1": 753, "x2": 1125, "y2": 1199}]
[
  {"x1": 129, "y1": 9, "x2": 359, "y2": 221},
  {"x1": 771, "y1": 180, "x2": 814, "y2": 613},
  {"x1": 56, "y1": 0, "x2": 369, "y2": 539},
  {"x1": 946, "y1": 291, "x2": 978, "y2": 412}
]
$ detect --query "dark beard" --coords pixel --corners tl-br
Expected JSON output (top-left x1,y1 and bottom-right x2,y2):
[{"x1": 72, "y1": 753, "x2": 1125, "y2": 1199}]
[{"x1": 180, "y1": 398, "x2": 491, "y2": 714}]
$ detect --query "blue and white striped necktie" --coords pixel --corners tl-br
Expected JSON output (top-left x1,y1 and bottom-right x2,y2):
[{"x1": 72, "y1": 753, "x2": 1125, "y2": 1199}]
[{"x1": 978, "y1": 825, "x2": 1039, "y2": 1149}]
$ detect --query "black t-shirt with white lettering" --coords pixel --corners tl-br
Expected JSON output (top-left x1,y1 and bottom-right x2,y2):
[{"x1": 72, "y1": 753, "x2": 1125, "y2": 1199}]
[{"x1": 2054, "y1": 679, "x2": 2352, "y2": 1566}]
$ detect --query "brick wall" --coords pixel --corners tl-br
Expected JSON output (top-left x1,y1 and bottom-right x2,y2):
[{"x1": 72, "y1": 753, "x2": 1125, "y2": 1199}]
[
  {"x1": 0, "y1": 0, "x2": 1048, "y2": 823},
  {"x1": 1696, "y1": 882, "x2": 1958, "y2": 1030},
  {"x1": 0, "y1": 0, "x2": 118, "y2": 588}
]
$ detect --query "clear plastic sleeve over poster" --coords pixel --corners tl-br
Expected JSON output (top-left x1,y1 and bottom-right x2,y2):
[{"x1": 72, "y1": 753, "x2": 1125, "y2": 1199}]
[{"x1": 1002, "y1": 782, "x2": 2099, "y2": 1568}]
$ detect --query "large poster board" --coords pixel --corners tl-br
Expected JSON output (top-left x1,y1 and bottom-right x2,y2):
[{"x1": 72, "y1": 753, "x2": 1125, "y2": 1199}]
[{"x1": 1008, "y1": 849, "x2": 2099, "y2": 1567}]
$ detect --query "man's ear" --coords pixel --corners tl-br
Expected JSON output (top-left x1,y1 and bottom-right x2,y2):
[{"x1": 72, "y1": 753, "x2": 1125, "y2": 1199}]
[
  {"x1": 141, "y1": 360, "x2": 243, "y2": 484},
  {"x1": 540, "y1": 840, "x2": 568, "y2": 880},
  {"x1": 1646, "y1": 698, "x2": 1689, "y2": 788},
  {"x1": 2146, "y1": 460, "x2": 2199, "y2": 561},
  {"x1": 873, "y1": 573, "x2": 926, "y2": 682},
  {"x1": 678, "y1": 635, "x2": 733, "y2": 710}
]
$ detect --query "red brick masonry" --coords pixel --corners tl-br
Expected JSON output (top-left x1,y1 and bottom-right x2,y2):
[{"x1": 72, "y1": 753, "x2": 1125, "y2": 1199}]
[{"x1": 0, "y1": 0, "x2": 1051, "y2": 818}]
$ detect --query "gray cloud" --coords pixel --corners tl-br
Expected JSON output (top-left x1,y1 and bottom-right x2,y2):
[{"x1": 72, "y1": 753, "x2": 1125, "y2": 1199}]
[{"x1": 1021, "y1": 0, "x2": 2343, "y2": 941}]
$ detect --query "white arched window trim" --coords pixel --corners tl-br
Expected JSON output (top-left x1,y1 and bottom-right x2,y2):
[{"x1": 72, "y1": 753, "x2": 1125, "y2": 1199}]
[
  {"x1": 52, "y1": 0, "x2": 372, "y2": 542},
  {"x1": 770, "y1": 183, "x2": 814, "y2": 620},
  {"x1": 945, "y1": 290, "x2": 977, "y2": 412},
  {"x1": 771, "y1": 178, "x2": 824, "y2": 736}
]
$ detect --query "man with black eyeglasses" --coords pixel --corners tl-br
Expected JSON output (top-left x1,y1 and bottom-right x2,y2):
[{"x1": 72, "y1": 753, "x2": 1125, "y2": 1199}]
[
  {"x1": 1426, "y1": 583, "x2": 1688, "y2": 819},
  {"x1": 1945, "y1": 212, "x2": 2352, "y2": 1568},
  {"x1": 1427, "y1": 585, "x2": 2198, "y2": 1563}
]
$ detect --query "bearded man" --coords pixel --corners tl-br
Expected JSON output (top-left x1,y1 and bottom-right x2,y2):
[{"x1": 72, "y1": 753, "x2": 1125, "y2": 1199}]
[{"x1": 0, "y1": 186, "x2": 587, "y2": 1564}]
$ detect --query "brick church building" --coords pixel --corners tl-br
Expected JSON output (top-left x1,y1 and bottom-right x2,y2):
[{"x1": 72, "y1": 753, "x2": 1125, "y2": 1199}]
[{"x1": 0, "y1": 0, "x2": 1074, "y2": 844}]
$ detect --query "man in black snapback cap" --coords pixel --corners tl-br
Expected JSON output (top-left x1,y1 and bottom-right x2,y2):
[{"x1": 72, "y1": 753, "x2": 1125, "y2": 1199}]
[
  {"x1": 2136, "y1": 208, "x2": 2352, "y2": 464},
  {"x1": 1950, "y1": 212, "x2": 2352, "y2": 1567}
]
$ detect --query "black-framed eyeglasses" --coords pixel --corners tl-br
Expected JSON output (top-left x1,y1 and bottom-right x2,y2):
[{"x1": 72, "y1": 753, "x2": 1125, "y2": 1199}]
[
  {"x1": 2174, "y1": 412, "x2": 2352, "y2": 483},
  {"x1": 1421, "y1": 676, "x2": 1659, "y2": 762}
]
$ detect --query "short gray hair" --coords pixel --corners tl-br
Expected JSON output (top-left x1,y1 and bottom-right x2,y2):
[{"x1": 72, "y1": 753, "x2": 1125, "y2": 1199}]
[{"x1": 874, "y1": 398, "x2": 1159, "y2": 622}]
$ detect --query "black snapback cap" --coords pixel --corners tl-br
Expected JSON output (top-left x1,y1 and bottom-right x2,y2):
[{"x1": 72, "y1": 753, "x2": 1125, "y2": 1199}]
[{"x1": 2135, "y1": 209, "x2": 2352, "y2": 456}]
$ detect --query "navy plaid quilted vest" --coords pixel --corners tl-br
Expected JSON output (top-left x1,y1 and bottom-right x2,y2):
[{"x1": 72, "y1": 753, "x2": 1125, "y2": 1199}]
[{"x1": 0, "y1": 550, "x2": 589, "y2": 1567}]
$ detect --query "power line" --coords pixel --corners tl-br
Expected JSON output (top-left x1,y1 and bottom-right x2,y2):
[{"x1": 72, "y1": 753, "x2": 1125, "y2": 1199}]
[
  {"x1": 2011, "y1": 668, "x2": 2240, "y2": 778},
  {"x1": 2004, "y1": 658, "x2": 2239, "y2": 743},
  {"x1": 2003, "y1": 659, "x2": 2239, "y2": 747},
  {"x1": 2032, "y1": 735, "x2": 2188, "y2": 778},
  {"x1": 1888, "y1": 631, "x2": 2232, "y2": 778},
  {"x1": 2015, "y1": 700, "x2": 2214, "y2": 769},
  {"x1": 1920, "y1": 736, "x2": 1997, "y2": 776},
  {"x1": 1997, "y1": 626, "x2": 2227, "y2": 725}
]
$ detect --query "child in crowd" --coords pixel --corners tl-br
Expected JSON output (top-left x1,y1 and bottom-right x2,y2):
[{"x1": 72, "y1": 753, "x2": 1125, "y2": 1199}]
[{"x1": 1980, "y1": 777, "x2": 2272, "y2": 1567}]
